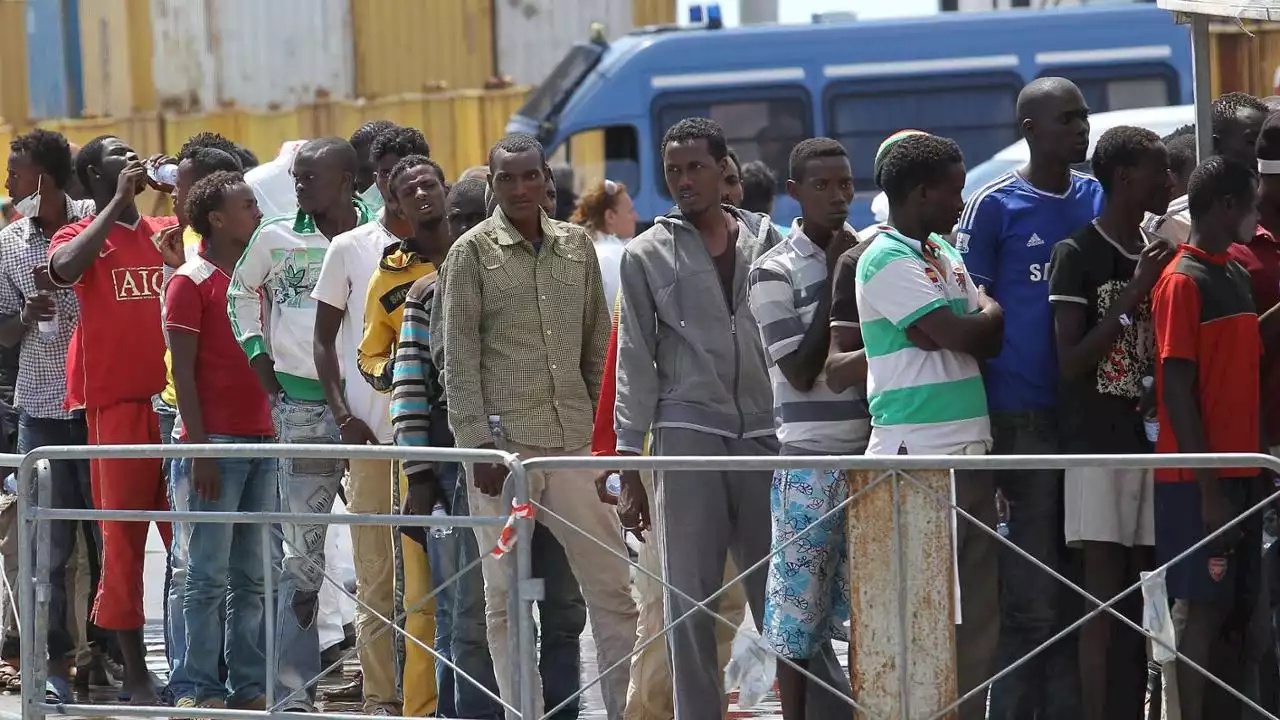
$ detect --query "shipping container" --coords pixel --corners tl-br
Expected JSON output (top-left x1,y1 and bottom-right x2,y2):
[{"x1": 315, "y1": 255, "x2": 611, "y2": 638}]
[
  {"x1": 26, "y1": 0, "x2": 83, "y2": 119},
  {"x1": 0, "y1": 1, "x2": 30, "y2": 125},
  {"x1": 632, "y1": 0, "x2": 676, "y2": 27},
  {"x1": 495, "y1": 0, "x2": 634, "y2": 86},
  {"x1": 78, "y1": 0, "x2": 155, "y2": 117},
  {"x1": 145, "y1": 0, "x2": 354, "y2": 113},
  {"x1": 351, "y1": 0, "x2": 495, "y2": 97},
  {"x1": 205, "y1": 0, "x2": 354, "y2": 111},
  {"x1": 149, "y1": 0, "x2": 214, "y2": 113}
]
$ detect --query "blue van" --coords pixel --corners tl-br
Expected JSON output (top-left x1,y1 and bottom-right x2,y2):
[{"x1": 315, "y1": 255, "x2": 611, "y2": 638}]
[{"x1": 506, "y1": 3, "x2": 1193, "y2": 228}]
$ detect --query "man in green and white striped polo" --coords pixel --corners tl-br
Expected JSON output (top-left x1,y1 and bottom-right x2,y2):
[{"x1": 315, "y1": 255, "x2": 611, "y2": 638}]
[{"x1": 850, "y1": 132, "x2": 1003, "y2": 720}]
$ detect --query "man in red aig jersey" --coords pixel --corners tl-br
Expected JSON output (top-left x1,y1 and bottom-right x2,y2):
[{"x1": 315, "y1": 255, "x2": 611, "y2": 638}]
[{"x1": 48, "y1": 135, "x2": 180, "y2": 704}]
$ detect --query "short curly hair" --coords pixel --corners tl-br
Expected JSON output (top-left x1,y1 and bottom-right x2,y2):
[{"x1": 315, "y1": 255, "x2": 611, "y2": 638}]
[
  {"x1": 389, "y1": 154, "x2": 446, "y2": 194},
  {"x1": 351, "y1": 120, "x2": 398, "y2": 155},
  {"x1": 1187, "y1": 155, "x2": 1257, "y2": 221},
  {"x1": 178, "y1": 132, "x2": 239, "y2": 162},
  {"x1": 878, "y1": 134, "x2": 964, "y2": 204},
  {"x1": 662, "y1": 117, "x2": 728, "y2": 162},
  {"x1": 789, "y1": 137, "x2": 847, "y2": 183},
  {"x1": 371, "y1": 126, "x2": 430, "y2": 164},
  {"x1": 10, "y1": 128, "x2": 74, "y2": 188},
  {"x1": 1090, "y1": 125, "x2": 1162, "y2": 194},
  {"x1": 1213, "y1": 92, "x2": 1269, "y2": 131},
  {"x1": 184, "y1": 170, "x2": 246, "y2": 239}
]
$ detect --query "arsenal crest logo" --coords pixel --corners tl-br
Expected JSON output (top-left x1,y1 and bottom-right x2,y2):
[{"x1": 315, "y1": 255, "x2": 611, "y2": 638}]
[
  {"x1": 924, "y1": 266, "x2": 941, "y2": 285},
  {"x1": 1208, "y1": 556, "x2": 1229, "y2": 582},
  {"x1": 953, "y1": 266, "x2": 967, "y2": 291}
]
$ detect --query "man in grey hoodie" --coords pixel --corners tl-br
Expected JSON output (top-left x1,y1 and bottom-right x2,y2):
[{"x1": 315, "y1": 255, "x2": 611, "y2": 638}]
[{"x1": 612, "y1": 117, "x2": 786, "y2": 718}]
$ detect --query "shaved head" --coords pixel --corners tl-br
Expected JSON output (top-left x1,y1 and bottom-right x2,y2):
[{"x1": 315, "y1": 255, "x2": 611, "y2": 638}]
[
  {"x1": 1017, "y1": 77, "x2": 1084, "y2": 124},
  {"x1": 1016, "y1": 76, "x2": 1090, "y2": 165}
]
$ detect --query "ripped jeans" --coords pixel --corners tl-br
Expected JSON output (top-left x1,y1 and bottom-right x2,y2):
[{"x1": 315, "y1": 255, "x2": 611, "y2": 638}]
[{"x1": 271, "y1": 397, "x2": 341, "y2": 710}]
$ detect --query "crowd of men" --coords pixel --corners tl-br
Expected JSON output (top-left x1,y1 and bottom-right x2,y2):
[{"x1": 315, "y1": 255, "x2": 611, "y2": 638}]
[{"x1": 1, "y1": 74, "x2": 1279, "y2": 720}]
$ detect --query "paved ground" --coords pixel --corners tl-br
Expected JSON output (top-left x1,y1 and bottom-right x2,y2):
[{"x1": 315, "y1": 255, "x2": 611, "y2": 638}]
[{"x1": 0, "y1": 527, "x2": 817, "y2": 718}]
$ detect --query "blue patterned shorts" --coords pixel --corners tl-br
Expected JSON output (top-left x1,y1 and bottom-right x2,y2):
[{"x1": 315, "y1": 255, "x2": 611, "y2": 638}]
[{"x1": 762, "y1": 466, "x2": 851, "y2": 660}]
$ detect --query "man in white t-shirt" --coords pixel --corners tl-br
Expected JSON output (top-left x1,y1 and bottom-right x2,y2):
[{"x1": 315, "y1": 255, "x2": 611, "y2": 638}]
[{"x1": 309, "y1": 124, "x2": 429, "y2": 715}]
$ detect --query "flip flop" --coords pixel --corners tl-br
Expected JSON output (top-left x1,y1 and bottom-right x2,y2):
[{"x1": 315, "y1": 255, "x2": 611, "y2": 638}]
[{"x1": 0, "y1": 661, "x2": 19, "y2": 692}]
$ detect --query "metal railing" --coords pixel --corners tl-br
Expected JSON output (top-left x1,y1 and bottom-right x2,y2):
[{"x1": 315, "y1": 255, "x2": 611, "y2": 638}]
[
  {"x1": 13, "y1": 447, "x2": 1280, "y2": 719},
  {"x1": 16, "y1": 444, "x2": 539, "y2": 720},
  {"x1": 520, "y1": 452, "x2": 1280, "y2": 720}
]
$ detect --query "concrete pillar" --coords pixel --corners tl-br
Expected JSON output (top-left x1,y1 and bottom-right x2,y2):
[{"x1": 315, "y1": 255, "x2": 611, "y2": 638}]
[{"x1": 848, "y1": 469, "x2": 958, "y2": 719}]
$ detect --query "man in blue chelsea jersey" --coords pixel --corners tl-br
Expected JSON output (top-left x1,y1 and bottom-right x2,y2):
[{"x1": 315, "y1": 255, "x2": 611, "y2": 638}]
[{"x1": 955, "y1": 76, "x2": 1102, "y2": 719}]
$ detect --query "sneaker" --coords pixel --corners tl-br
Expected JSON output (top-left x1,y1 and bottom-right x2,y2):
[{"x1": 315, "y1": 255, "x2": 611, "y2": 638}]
[{"x1": 174, "y1": 697, "x2": 198, "y2": 708}]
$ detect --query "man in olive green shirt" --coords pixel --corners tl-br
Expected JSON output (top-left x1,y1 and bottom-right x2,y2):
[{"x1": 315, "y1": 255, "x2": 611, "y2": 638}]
[{"x1": 439, "y1": 133, "x2": 637, "y2": 719}]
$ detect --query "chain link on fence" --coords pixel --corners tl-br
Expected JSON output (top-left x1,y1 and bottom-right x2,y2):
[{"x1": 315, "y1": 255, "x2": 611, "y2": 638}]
[{"x1": 12, "y1": 446, "x2": 1280, "y2": 719}]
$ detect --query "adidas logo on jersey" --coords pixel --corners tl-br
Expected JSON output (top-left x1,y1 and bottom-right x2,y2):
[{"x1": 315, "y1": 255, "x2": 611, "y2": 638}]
[{"x1": 1026, "y1": 233, "x2": 1045, "y2": 248}]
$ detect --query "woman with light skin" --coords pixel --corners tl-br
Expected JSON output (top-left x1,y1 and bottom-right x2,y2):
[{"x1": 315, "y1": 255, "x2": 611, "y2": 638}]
[{"x1": 570, "y1": 179, "x2": 639, "y2": 308}]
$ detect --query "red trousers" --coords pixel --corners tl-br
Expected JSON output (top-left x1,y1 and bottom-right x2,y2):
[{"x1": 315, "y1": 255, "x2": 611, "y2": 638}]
[{"x1": 87, "y1": 402, "x2": 170, "y2": 630}]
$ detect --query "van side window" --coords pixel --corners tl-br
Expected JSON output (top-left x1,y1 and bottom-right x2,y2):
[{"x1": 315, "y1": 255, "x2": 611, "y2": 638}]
[
  {"x1": 825, "y1": 74, "x2": 1021, "y2": 194},
  {"x1": 549, "y1": 125, "x2": 641, "y2": 197},
  {"x1": 1048, "y1": 66, "x2": 1176, "y2": 113},
  {"x1": 654, "y1": 92, "x2": 812, "y2": 197}
]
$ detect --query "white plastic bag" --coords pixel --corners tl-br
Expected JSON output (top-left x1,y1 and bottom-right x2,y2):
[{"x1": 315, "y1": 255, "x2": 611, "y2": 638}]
[
  {"x1": 723, "y1": 624, "x2": 775, "y2": 709},
  {"x1": 1141, "y1": 570, "x2": 1177, "y2": 665},
  {"x1": 318, "y1": 496, "x2": 357, "y2": 652}
]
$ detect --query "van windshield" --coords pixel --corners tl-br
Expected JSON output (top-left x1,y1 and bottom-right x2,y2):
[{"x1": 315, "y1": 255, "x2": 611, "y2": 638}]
[{"x1": 515, "y1": 44, "x2": 605, "y2": 133}]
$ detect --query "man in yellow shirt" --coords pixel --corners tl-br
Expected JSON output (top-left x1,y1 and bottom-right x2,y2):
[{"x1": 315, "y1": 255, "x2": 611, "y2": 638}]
[{"x1": 357, "y1": 155, "x2": 452, "y2": 717}]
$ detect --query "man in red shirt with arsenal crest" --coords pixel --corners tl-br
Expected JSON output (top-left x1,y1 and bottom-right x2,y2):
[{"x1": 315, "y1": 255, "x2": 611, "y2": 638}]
[{"x1": 48, "y1": 135, "x2": 181, "y2": 703}]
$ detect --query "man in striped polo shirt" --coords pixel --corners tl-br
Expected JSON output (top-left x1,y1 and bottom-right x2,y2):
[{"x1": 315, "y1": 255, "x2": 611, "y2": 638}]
[
  {"x1": 854, "y1": 133, "x2": 1003, "y2": 720},
  {"x1": 747, "y1": 137, "x2": 863, "y2": 720}
]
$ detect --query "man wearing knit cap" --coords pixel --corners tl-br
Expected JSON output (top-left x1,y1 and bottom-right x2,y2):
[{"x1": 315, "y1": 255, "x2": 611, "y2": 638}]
[{"x1": 956, "y1": 76, "x2": 1099, "y2": 718}]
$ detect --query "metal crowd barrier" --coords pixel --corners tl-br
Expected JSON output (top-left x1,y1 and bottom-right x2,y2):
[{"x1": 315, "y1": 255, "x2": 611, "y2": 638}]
[
  {"x1": 15, "y1": 444, "x2": 539, "y2": 720},
  {"x1": 13, "y1": 447, "x2": 1280, "y2": 719},
  {"x1": 520, "y1": 452, "x2": 1280, "y2": 720}
]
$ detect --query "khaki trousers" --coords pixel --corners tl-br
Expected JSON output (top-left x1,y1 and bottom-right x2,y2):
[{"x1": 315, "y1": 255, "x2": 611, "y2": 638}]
[
  {"x1": 346, "y1": 459, "x2": 401, "y2": 709},
  {"x1": 469, "y1": 442, "x2": 639, "y2": 720}
]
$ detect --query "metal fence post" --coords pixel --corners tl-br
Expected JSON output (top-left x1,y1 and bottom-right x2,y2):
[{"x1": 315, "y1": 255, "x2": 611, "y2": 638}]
[
  {"x1": 508, "y1": 458, "x2": 540, "y2": 720},
  {"x1": 16, "y1": 458, "x2": 37, "y2": 718},
  {"x1": 848, "y1": 467, "x2": 957, "y2": 718}
]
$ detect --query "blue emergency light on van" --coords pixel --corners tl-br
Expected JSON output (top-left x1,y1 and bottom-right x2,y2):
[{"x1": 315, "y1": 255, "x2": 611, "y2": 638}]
[{"x1": 507, "y1": 2, "x2": 1193, "y2": 229}]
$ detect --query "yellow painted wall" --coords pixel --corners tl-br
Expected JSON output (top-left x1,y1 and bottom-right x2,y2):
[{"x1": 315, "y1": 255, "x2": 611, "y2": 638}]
[
  {"x1": 351, "y1": 0, "x2": 495, "y2": 97},
  {"x1": 632, "y1": 0, "x2": 676, "y2": 27},
  {"x1": 0, "y1": 0, "x2": 30, "y2": 126},
  {"x1": 77, "y1": 0, "x2": 155, "y2": 118}
]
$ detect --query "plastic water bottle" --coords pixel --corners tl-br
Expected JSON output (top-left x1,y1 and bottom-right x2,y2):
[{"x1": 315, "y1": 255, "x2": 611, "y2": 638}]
[
  {"x1": 997, "y1": 521, "x2": 1010, "y2": 538},
  {"x1": 148, "y1": 163, "x2": 179, "y2": 187},
  {"x1": 429, "y1": 500, "x2": 452, "y2": 539},
  {"x1": 1141, "y1": 376, "x2": 1159, "y2": 443},
  {"x1": 36, "y1": 292, "x2": 55, "y2": 339},
  {"x1": 488, "y1": 415, "x2": 508, "y2": 451},
  {"x1": 2, "y1": 474, "x2": 14, "y2": 495},
  {"x1": 605, "y1": 472, "x2": 621, "y2": 497}
]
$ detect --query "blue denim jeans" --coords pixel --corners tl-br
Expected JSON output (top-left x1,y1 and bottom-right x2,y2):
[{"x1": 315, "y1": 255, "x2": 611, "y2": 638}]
[
  {"x1": 425, "y1": 411, "x2": 502, "y2": 719},
  {"x1": 172, "y1": 435, "x2": 277, "y2": 704},
  {"x1": 987, "y1": 411, "x2": 1081, "y2": 720},
  {"x1": 17, "y1": 412, "x2": 94, "y2": 660},
  {"x1": 272, "y1": 397, "x2": 341, "y2": 709}
]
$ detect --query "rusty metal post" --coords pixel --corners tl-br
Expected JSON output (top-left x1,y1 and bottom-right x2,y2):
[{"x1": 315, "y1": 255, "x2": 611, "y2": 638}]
[{"x1": 848, "y1": 469, "x2": 958, "y2": 719}]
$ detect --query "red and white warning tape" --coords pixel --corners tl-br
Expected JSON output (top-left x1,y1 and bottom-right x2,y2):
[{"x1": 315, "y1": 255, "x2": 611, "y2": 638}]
[{"x1": 489, "y1": 499, "x2": 536, "y2": 558}]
